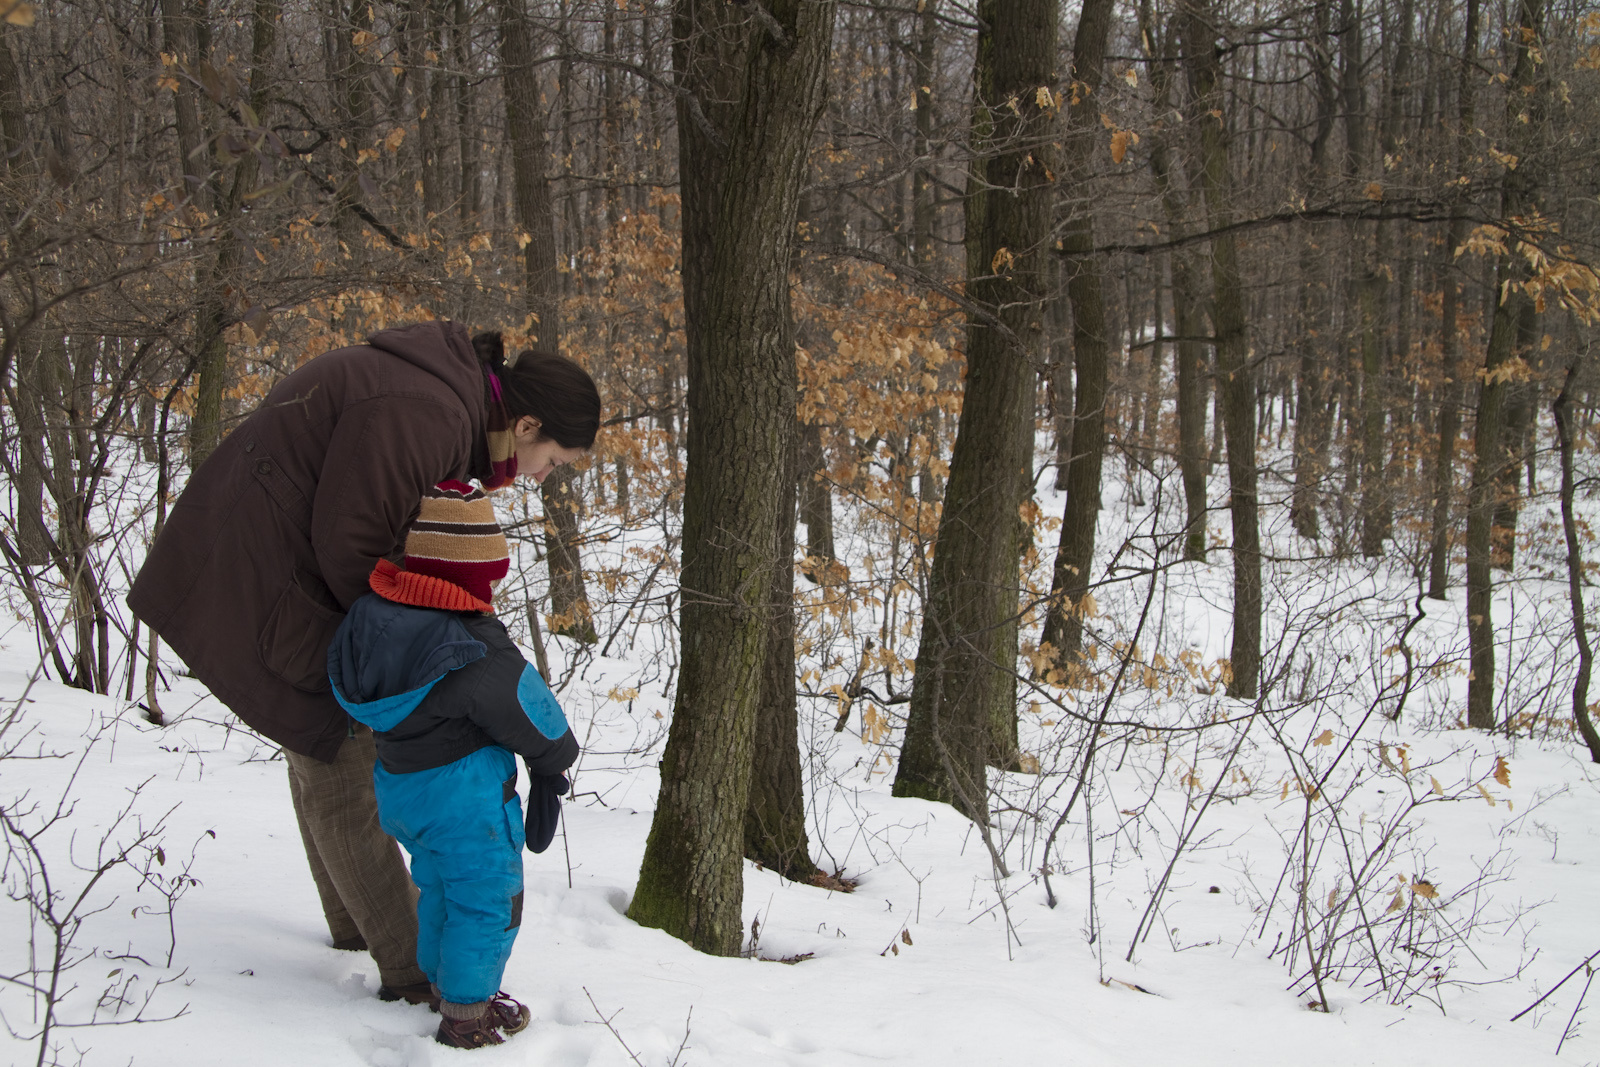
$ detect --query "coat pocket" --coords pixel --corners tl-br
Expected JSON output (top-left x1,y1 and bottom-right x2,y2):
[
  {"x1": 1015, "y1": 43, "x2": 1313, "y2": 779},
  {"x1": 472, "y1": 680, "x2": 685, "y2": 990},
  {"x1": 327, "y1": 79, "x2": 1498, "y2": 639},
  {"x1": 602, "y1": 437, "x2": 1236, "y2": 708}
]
[{"x1": 259, "y1": 571, "x2": 345, "y2": 693}]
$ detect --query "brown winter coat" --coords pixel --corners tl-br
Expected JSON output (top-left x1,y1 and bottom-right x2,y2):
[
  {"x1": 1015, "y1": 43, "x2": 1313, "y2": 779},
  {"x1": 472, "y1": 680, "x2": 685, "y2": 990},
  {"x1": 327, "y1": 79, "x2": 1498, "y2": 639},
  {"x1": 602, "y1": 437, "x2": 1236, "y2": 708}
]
[{"x1": 128, "y1": 321, "x2": 493, "y2": 762}]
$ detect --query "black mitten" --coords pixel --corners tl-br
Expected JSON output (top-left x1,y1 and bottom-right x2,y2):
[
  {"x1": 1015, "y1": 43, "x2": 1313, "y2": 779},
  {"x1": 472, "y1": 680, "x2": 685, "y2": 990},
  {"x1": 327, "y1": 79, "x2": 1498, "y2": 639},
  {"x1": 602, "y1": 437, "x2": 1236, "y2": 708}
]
[{"x1": 524, "y1": 772, "x2": 569, "y2": 854}]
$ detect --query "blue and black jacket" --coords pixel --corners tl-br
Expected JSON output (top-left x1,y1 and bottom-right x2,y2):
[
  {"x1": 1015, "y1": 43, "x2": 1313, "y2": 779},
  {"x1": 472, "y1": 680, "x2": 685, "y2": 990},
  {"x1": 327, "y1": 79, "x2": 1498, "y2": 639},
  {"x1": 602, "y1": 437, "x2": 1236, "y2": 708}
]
[{"x1": 326, "y1": 593, "x2": 578, "y2": 776}]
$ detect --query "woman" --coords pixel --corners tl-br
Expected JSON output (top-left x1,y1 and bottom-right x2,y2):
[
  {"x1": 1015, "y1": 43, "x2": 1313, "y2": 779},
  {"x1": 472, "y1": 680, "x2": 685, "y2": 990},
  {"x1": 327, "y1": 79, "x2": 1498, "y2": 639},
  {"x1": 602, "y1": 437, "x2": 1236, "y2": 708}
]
[{"x1": 128, "y1": 321, "x2": 599, "y2": 1005}]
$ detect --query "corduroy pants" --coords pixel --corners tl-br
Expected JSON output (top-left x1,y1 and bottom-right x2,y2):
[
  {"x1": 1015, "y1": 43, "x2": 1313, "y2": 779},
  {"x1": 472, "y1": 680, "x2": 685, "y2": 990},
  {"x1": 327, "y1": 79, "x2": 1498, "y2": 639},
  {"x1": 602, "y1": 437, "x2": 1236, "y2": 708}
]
[{"x1": 284, "y1": 723, "x2": 427, "y2": 989}]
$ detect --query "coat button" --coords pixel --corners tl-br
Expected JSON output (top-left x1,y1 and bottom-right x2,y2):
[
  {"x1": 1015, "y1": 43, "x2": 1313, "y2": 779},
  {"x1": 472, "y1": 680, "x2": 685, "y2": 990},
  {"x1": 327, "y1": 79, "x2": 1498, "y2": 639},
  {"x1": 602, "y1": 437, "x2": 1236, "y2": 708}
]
[{"x1": 257, "y1": 460, "x2": 272, "y2": 475}]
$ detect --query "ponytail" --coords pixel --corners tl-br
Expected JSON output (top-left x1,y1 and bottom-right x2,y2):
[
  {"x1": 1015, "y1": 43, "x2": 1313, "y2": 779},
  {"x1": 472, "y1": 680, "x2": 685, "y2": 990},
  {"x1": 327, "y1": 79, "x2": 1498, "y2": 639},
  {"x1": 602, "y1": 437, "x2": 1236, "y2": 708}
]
[{"x1": 471, "y1": 330, "x2": 507, "y2": 374}]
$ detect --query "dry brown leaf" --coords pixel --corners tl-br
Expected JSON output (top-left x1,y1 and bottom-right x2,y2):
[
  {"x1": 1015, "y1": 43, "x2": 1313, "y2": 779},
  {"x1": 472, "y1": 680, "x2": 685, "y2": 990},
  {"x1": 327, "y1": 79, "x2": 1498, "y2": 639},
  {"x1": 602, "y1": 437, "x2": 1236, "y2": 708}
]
[
  {"x1": 1493, "y1": 756, "x2": 1512, "y2": 787},
  {"x1": 0, "y1": 0, "x2": 35, "y2": 26},
  {"x1": 1312, "y1": 729, "x2": 1334, "y2": 747},
  {"x1": 1110, "y1": 129, "x2": 1132, "y2": 164}
]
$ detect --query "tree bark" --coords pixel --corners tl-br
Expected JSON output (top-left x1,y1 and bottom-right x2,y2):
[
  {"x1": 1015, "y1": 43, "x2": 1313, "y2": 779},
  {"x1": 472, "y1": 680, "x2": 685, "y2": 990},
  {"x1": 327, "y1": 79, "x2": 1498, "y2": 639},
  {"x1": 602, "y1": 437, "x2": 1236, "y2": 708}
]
[
  {"x1": 188, "y1": 0, "x2": 275, "y2": 469},
  {"x1": 1288, "y1": 22, "x2": 1335, "y2": 548},
  {"x1": 1356, "y1": 0, "x2": 1414, "y2": 557},
  {"x1": 745, "y1": 423, "x2": 819, "y2": 882},
  {"x1": 1555, "y1": 356, "x2": 1600, "y2": 762},
  {"x1": 1491, "y1": 300, "x2": 1539, "y2": 569},
  {"x1": 1426, "y1": 0, "x2": 1477, "y2": 597},
  {"x1": 798, "y1": 417, "x2": 834, "y2": 563},
  {"x1": 1181, "y1": 0, "x2": 1261, "y2": 698},
  {"x1": 0, "y1": 25, "x2": 49, "y2": 567},
  {"x1": 1138, "y1": 0, "x2": 1207, "y2": 560},
  {"x1": 498, "y1": 0, "x2": 596, "y2": 641},
  {"x1": 1466, "y1": 0, "x2": 1544, "y2": 730},
  {"x1": 1040, "y1": 0, "x2": 1115, "y2": 666},
  {"x1": 630, "y1": 0, "x2": 834, "y2": 955},
  {"x1": 910, "y1": 0, "x2": 938, "y2": 268},
  {"x1": 453, "y1": 0, "x2": 480, "y2": 223},
  {"x1": 893, "y1": 0, "x2": 1057, "y2": 811}
]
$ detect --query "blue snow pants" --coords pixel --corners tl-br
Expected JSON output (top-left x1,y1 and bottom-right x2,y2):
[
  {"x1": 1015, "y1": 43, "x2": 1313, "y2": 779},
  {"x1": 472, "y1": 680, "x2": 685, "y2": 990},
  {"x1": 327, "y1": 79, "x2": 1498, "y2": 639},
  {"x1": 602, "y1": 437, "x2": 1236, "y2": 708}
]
[{"x1": 373, "y1": 745, "x2": 525, "y2": 1005}]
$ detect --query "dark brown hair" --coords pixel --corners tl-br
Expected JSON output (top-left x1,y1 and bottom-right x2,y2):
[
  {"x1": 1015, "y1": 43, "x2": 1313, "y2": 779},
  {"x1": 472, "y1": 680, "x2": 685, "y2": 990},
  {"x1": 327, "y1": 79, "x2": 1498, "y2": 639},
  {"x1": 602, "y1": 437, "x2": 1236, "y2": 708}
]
[{"x1": 472, "y1": 331, "x2": 600, "y2": 450}]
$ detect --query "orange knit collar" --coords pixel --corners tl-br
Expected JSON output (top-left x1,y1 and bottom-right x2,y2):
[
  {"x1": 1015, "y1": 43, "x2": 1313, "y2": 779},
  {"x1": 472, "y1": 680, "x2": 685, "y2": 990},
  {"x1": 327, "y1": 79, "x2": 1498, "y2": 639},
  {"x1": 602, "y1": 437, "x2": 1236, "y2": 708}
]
[{"x1": 369, "y1": 558, "x2": 494, "y2": 614}]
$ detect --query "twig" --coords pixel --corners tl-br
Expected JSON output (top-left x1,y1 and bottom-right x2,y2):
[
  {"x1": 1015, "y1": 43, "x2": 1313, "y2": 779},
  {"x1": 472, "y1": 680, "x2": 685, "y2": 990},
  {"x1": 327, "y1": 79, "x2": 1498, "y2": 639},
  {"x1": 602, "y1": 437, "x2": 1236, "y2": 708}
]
[
  {"x1": 582, "y1": 986, "x2": 647, "y2": 1067},
  {"x1": 668, "y1": 1005, "x2": 694, "y2": 1067},
  {"x1": 1512, "y1": 947, "x2": 1600, "y2": 1021},
  {"x1": 1558, "y1": 964, "x2": 1597, "y2": 1055}
]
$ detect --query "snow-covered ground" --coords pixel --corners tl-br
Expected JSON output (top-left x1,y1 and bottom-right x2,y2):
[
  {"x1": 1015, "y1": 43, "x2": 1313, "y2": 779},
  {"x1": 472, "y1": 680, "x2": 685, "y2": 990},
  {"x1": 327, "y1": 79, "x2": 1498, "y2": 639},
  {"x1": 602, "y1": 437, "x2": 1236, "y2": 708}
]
[{"x1": 5, "y1": 437, "x2": 1600, "y2": 1066}]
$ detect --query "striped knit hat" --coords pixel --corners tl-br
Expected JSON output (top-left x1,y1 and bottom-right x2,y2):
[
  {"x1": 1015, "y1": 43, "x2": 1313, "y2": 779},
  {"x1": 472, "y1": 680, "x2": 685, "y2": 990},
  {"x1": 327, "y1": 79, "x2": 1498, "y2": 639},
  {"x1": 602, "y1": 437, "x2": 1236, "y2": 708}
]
[{"x1": 368, "y1": 481, "x2": 509, "y2": 613}]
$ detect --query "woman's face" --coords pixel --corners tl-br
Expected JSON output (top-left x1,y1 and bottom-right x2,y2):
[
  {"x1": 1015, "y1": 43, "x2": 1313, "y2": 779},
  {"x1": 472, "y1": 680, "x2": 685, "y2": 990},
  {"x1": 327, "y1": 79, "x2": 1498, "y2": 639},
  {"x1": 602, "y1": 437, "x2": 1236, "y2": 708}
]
[{"x1": 513, "y1": 416, "x2": 587, "y2": 483}]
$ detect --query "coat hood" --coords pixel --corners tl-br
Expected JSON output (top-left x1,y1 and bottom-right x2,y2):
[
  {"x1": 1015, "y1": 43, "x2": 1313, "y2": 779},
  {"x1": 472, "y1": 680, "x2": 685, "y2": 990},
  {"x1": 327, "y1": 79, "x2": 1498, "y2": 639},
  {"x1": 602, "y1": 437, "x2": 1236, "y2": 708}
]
[
  {"x1": 328, "y1": 594, "x2": 487, "y2": 731},
  {"x1": 366, "y1": 321, "x2": 489, "y2": 467}
]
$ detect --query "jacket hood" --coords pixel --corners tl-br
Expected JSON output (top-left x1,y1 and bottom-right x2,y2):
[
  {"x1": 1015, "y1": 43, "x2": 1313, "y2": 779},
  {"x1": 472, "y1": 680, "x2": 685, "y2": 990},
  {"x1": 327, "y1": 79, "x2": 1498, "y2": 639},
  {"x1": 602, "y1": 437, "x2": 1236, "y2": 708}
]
[
  {"x1": 328, "y1": 594, "x2": 487, "y2": 732},
  {"x1": 366, "y1": 321, "x2": 489, "y2": 469}
]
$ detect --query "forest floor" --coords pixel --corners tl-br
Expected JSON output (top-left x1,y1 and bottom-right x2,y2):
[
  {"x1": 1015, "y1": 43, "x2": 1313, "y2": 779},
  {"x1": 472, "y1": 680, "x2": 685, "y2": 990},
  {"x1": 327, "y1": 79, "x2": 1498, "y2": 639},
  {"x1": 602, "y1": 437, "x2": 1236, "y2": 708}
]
[{"x1": 4, "y1": 447, "x2": 1600, "y2": 1066}]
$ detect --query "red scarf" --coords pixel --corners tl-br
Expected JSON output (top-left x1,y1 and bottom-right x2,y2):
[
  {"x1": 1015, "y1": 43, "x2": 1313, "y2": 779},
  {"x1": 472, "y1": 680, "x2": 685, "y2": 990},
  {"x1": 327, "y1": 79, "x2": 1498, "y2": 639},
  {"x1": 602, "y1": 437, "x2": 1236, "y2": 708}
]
[{"x1": 480, "y1": 368, "x2": 518, "y2": 491}]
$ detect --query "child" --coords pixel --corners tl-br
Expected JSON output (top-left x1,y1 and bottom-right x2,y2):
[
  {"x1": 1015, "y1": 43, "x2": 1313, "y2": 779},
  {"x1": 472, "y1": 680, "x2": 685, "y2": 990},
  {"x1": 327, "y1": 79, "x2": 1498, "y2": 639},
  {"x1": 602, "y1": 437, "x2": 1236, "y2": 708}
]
[{"x1": 327, "y1": 481, "x2": 578, "y2": 1049}]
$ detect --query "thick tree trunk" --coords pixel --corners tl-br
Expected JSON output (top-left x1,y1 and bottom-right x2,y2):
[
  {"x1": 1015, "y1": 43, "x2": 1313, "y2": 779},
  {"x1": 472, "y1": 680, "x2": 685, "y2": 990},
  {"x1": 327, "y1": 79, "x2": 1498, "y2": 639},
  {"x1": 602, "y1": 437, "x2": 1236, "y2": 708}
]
[
  {"x1": 495, "y1": 0, "x2": 559, "y2": 334},
  {"x1": 1491, "y1": 301, "x2": 1539, "y2": 570},
  {"x1": 160, "y1": 0, "x2": 208, "y2": 210},
  {"x1": 893, "y1": 0, "x2": 1057, "y2": 812},
  {"x1": 1040, "y1": 0, "x2": 1115, "y2": 665},
  {"x1": 187, "y1": 0, "x2": 275, "y2": 469},
  {"x1": 0, "y1": 29, "x2": 49, "y2": 567},
  {"x1": 1355, "y1": 0, "x2": 1414, "y2": 557},
  {"x1": 499, "y1": 0, "x2": 595, "y2": 640},
  {"x1": 401, "y1": 0, "x2": 444, "y2": 223},
  {"x1": 1467, "y1": 0, "x2": 1544, "y2": 730},
  {"x1": 1427, "y1": 0, "x2": 1479, "y2": 597},
  {"x1": 630, "y1": 0, "x2": 834, "y2": 955},
  {"x1": 1182, "y1": 0, "x2": 1261, "y2": 698},
  {"x1": 1289, "y1": 4, "x2": 1337, "y2": 542},
  {"x1": 745, "y1": 424, "x2": 819, "y2": 882},
  {"x1": 1138, "y1": 2, "x2": 1207, "y2": 560},
  {"x1": 452, "y1": 0, "x2": 479, "y2": 223},
  {"x1": 162, "y1": 0, "x2": 221, "y2": 467}
]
